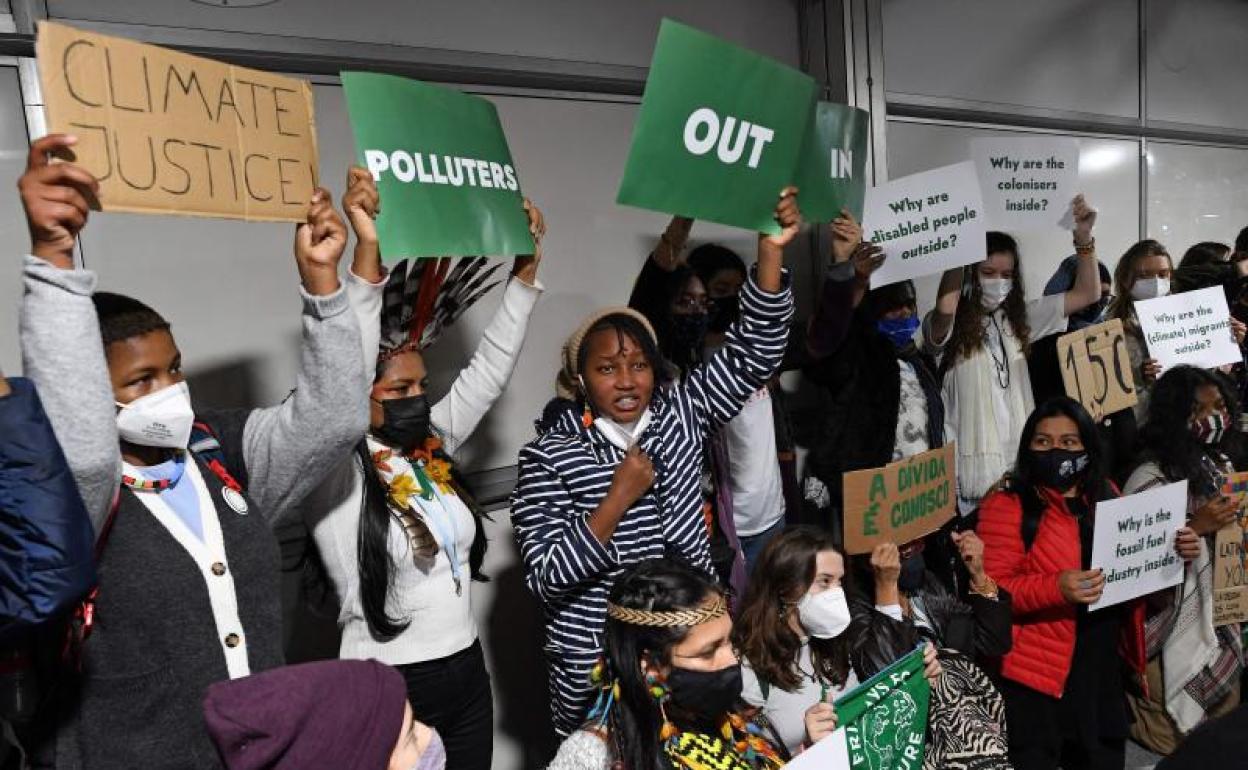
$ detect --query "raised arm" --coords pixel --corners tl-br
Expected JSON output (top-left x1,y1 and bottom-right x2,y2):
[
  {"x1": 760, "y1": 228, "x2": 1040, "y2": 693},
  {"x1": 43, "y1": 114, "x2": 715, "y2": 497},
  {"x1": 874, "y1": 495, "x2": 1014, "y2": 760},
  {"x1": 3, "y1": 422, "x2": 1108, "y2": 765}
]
[
  {"x1": 431, "y1": 201, "x2": 546, "y2": 455},
  {"x1": 342, "y1": 165, "x2": 386, "y2": 377},
  {"x1": 17, "y1": 134, "x2": 119, "y2": 533},
  {"x1": 683, "y1": 188, "x2": 798, "y2": 431},
  {"x1": 925, "y1": 267, "x2": 966, "y2": 349},
  {"x1": 239, "y1": 191, "x2": 370, "y2": 522},
  {"x1": 1064, "y1": 194, "x2": 1100, "y2": 316}
]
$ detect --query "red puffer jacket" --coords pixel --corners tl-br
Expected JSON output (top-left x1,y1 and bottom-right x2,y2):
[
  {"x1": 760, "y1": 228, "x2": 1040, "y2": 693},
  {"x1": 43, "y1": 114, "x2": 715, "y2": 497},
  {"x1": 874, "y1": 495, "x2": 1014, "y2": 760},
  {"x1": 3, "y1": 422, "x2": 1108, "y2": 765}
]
[{"x1": 977, "y1": 487, "x2": 1146, "y2": 699}]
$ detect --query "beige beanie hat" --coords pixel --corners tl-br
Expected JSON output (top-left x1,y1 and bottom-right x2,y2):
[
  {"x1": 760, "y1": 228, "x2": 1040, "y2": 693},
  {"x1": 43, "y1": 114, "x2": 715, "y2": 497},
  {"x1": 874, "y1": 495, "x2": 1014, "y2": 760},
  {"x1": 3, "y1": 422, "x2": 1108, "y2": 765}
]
[{"x1": 556, "y1": 307, "x2": 658, "y2": 400}]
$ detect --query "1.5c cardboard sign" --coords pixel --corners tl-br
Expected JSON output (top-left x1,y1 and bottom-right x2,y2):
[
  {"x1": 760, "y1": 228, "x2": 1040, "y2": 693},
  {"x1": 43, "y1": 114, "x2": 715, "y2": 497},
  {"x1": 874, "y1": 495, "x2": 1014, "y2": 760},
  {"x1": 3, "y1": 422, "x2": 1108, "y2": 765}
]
[
  {"x1": 37, "y1": 21, "x2": 319, "y2": 222},
  {"x1": 1057, "y1": 319, "x2": 1138, "y2": 422}
]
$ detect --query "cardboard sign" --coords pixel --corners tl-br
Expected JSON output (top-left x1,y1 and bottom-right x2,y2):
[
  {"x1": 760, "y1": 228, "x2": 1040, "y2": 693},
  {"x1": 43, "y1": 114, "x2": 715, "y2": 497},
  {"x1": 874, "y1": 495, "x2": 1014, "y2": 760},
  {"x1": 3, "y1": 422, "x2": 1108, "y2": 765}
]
[
  {"x1": 1213, "y1": 472, "x2": 1248, "y2": 626},
  {"x1": 842, "y1": 444, "x2": 956, "y2": 555},
  {"x1": 36, "y1": 21, "x2": 318, "y2": 222},
  {"x1": 1057, "y1": 319, "x2": 1138, "y2": 422},
  {"x1": 1089, "y1": 481, "x2": 1187, "y2": 611},
  {"x1": 341, "y1": 71, "x2": 533, "y2": 260},
  {"x1": 862, "y1": 162, "x2": 987, "y2": 288},
  {"x1": 616, "y1": 19, "x2": 817, "y2": 234},
  {"x1": 796, "y1": 101, "x2": 870, "y2": 221},
  {"x1": 971, "y1": 137, "x2": 1078, "y2": 231},
  {"x1": 1136, "y1": 287, "x2": 1241, "y2": 370}
]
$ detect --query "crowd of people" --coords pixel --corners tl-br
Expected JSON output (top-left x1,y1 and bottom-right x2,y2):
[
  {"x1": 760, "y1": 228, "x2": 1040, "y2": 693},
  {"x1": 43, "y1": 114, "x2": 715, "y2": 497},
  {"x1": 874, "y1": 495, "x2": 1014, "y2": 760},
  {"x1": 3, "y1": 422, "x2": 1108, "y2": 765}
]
[{"x1": 6, "y1": 128, "x2": 1248, "y2": 770}]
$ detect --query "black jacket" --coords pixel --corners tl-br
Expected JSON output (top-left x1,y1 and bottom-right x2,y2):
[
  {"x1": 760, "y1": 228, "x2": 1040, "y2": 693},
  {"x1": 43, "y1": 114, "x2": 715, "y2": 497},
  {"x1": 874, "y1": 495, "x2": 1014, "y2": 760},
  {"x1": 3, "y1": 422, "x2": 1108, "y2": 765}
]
[{"x1": 847, "y1": 569, "x2": 1013, "y2": 679}]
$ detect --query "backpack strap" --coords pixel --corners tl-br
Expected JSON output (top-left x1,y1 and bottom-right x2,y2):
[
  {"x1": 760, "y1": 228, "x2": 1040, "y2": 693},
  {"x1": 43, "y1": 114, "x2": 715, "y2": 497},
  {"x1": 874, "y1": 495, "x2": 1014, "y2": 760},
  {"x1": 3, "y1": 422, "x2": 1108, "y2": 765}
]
[{"x1": 189, "y1": 420, "x2": 244, "y2": 493}]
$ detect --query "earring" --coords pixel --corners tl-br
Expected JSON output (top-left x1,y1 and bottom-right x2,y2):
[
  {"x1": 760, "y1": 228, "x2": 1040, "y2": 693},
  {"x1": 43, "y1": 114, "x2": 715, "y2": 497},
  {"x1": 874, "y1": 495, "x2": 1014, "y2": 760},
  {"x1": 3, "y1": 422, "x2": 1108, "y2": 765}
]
[
  {"x1": 582, "y1": 401, "x2": 593, "y2": 428},
  {"x1": 647, "y1": 672, "x2": 678, "y2": 741}
]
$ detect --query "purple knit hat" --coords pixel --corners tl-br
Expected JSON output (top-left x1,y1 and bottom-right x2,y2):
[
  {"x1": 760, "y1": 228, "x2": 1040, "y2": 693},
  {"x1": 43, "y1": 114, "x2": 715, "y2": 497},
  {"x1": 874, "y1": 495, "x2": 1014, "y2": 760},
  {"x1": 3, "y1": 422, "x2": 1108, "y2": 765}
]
[{"x1": 203, "y1": 659, "x2": 407, "y2": 770}]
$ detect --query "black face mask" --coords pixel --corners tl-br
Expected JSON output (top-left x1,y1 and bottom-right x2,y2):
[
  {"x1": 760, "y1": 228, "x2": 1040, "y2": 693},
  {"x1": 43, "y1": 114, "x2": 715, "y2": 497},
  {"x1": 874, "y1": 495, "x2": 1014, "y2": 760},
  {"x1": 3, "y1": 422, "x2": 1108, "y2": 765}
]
[
  {"x1": 898, "y1": 553, "x2": 927, "y2": 593},
  {"x1": 373, "y1": 394, "x2": 431, "y2": 452},
  {"x1": 1027, "y1": 448, "x2": 1090, "y2": 492},
  {"x1": 666, "y1": 663, "x2": 743, "y2": 722},
  {"x1": 671, "y1": 313, "x2": 710, "y2": 351},
  {"x1": 706, "y1": 295, "x2": 739, "y2": 333}
]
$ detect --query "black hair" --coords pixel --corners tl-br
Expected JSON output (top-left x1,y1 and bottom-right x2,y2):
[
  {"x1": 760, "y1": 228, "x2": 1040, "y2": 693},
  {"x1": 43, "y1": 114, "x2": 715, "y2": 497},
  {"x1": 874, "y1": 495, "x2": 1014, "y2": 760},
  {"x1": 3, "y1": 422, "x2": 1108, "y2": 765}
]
[
  {"x1": 1138, "y1": 366, "x2": 1241, "y2": 497},
  {"x1": 863, "y1": 280, "x2": 917, "y2": 321},
  {"x1": 628, "y1": 265, "x2": 704, "y2": 373},
  {"x1": 1179, "y1": 241, "x2": 1231, "y2": 269},
  {"x1": 687, "y1": 244, "x2": 747, "y2": 291},
  {"x1": 1235, "y1": 226, "x2": 1248, "y2": 256},
  {"x1": 604, "y1": 560, "x2": 725, "y2": 770},
  {"x1": 1011, "y1": 397, "x2": 1113, "y2": 546},
  {"x1": 576, "y1": 313, "x2": 673, "y2": 400},
  {"x1": 92, "y1": 291, "x2": 170, "y2": 346}
]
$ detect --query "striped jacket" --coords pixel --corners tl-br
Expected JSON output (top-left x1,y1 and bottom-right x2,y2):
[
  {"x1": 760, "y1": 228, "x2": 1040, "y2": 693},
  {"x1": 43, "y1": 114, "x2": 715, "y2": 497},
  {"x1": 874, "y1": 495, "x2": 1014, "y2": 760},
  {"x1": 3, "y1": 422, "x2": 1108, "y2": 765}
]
[{"x1": 511, "y1": 273, "x2": 794, "y2": 735}]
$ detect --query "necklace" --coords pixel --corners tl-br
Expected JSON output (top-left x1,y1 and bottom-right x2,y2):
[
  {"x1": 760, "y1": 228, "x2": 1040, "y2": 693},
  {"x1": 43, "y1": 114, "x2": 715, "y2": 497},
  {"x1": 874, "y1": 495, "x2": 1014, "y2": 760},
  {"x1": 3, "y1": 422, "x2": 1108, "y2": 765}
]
[
  {"x1": 987, "y1": 312, "x2": 1011, "y2": 389},
  {"x1": 120, "y1": 452, "x2": 187, "y2": 491}
]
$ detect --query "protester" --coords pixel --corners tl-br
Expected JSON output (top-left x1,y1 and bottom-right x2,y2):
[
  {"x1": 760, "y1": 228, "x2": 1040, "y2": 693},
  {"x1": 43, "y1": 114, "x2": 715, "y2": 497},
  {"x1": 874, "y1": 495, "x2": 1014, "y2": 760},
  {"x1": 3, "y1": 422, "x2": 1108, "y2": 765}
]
[
  {"x1": 1154, "y1": 704, "x2": 1248, "y2": 769},
  {"x1": 0, "y1": 372, "x2": 97, "y2": 761},
  {"x1": 626, "y1": 219, "x2": 747, "y2": 594},
  {"x1": 977, "y1": 396, "x2": 1198, "y2": 770},
  {"x1": 511, "y1": 190, "x2": 799, "y2": 736},
  {"x1": 1107, "y1": 239, "x2": 1175, "y2": 421},
  {"x1": 203, "y1": 659, "x2": 444, "y2": 770},
  {"x1": 546, "y1": 560, "x2": 784, "y2": 770},
  {"x1": 298, "y1": 167, "x2": 545, "y2": 770},
  {"x1": 1029, "y1": 256, "x2": 1138, "y2": 483},
  {"x1": 1122, "y1": 366, "x2": 1245, "y2": 754},
  {"x1": 629, "y1": 215, "x2": 798, "y2": 573},
  {"x1": 802, "y1": 212, "x2": 944, "y2": 534},
  {"x1": 925, "y1": 196, "x2": 1102, "y2": 512},
  {"x1": 17, "y1": 133, "x2": 368, "y2": 767}
]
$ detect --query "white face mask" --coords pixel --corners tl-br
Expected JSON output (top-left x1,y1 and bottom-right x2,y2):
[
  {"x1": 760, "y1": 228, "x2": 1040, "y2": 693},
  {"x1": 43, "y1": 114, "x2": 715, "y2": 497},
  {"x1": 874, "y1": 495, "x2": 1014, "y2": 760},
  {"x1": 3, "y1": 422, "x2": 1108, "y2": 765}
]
[
  {"x1": 594, "y1": 409, "x2": 652, "y2": 451},
  {"x1": 796, "y1": 586, "x2": 851, "y2": 640},
  {"x1": 979, "y1": 278, "x2": 1013, "y2": 311},
  {"x1": 1130, "y1": 276, "x2": 1170, "y2": 301},
  {"x1": 115, "y1": 381, "x2": 194, "y2": 449}
]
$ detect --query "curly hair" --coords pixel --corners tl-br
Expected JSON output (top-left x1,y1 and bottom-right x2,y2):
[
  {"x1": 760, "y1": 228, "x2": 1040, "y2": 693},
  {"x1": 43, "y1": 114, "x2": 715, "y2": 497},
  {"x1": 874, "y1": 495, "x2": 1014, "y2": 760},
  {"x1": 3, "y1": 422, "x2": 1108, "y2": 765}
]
[
  {"x1": 733, "y1": 526, "x2": 852, "y2": 693},
  {"x1": 1138, "y1": 366, "x2": 1241, "y2": 497},
  {"x1": 947, "y1": 232, "x2": 1030, "y2": 363}
]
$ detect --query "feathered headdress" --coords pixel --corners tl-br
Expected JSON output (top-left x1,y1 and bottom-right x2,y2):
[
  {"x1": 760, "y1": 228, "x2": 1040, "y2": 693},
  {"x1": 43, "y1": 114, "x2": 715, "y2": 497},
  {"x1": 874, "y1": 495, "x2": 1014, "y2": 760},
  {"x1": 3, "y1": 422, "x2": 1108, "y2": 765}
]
[{"x1": 379, "y1": 257, "x2": 504, "y2": 361}]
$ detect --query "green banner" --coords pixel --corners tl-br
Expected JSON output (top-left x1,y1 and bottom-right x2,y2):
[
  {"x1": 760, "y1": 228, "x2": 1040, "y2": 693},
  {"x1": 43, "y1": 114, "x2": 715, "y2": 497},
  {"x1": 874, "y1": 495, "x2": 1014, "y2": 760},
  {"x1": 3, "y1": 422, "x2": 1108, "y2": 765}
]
[
  {"x1": 616, "y1": 19, "x2": 817, "y2": 234},
  {"x1": 341, "y1": 71, "x2": 534, "y2": 261},
  {"x1": 797, "y1": 101, "x2": 870, "y2": 221},
  {"x1": 835, "y1": 647, "x2": 930, "y2": 769}
]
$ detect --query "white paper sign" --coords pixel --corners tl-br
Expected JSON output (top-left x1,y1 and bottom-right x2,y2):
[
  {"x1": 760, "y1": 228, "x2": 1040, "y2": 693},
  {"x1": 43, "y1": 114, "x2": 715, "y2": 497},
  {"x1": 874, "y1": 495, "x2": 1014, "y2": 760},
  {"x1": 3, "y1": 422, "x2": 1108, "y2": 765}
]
[
  {"x1": 784, "y1": 728, "x2": 851, "y2": 770},
  {"x1": 1135, "y1": 286, "x2": 1242, "y2": 370},
  {"x1": 1089, "y1": 481, "x2": 1187, "y2": 611},
  {"x1": 971, "y1": 137, "x2": 1078, "y2": 231},
  {"x1": 863, "y1": 161, "x2": 987, "y2": 288}
]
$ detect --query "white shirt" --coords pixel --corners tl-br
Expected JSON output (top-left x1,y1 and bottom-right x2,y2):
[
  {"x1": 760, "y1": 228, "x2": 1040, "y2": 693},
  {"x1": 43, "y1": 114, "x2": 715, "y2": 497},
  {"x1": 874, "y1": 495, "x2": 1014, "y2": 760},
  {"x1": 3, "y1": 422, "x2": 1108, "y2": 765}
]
[
  {"x1": 300, "y1": 270, "x2": 542, "y2": 665},
  {"x1": 742, "y1": 645, "x2": 857, "y2": 755},
  {"x1": 723, "y1": 386, "x2": 785, "y2": 536}
]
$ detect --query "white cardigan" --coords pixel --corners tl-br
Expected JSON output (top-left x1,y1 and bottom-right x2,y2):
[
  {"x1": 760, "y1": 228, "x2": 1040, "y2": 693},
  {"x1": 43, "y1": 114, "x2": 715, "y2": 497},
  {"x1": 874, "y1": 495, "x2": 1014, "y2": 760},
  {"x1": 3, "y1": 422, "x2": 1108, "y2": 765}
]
[{"x1": 299, "y1": 268, "x2": 541, "y2": 664}]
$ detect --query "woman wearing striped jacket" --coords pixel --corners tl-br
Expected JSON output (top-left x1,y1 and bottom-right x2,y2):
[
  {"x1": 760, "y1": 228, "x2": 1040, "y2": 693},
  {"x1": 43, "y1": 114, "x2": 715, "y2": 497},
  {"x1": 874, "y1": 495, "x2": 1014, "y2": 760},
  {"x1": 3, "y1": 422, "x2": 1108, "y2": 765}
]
[{"x1": 511, "y1": 189, "x2": 800, "y2": 736}]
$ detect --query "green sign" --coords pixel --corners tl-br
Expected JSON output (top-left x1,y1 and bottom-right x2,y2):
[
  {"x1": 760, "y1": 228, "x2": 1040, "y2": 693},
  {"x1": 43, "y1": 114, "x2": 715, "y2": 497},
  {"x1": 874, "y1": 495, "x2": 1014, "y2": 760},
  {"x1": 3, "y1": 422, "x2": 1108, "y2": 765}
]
[
  {"x1": 341, "y1": 71, "x2": 534, "y2": 261},
  {"x1": 835, "y1": 647, "x2": 930, "y2": 769},
  {"x1": 797, "y1": 102, "x2": 870, "y2": 221},
  {"x1": 616, "y1": 19, "x2": 817, "y2": 234}
]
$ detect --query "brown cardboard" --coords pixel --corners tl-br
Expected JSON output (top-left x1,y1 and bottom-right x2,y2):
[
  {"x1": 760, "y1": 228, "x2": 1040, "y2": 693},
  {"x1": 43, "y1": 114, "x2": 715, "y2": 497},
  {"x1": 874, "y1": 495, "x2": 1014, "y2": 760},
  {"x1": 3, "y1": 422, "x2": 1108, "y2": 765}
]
[
  {"x1": 1213, "y1": 472, "x2": 1248, "y2": 626},
  {"x1": 1056, "y1": 318, "x2": 1138, "y2": 423},
  {"x1": 36, "y1": 21, "x2": 318, "y2": 222},
  {"x1": 842, "y1": 443, "x2": 956, "y2": 555}
]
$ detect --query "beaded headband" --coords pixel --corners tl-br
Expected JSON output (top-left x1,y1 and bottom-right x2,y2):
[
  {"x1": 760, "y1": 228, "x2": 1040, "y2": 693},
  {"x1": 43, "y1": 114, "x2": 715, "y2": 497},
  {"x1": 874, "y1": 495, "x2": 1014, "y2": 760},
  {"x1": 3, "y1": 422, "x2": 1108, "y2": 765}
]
[{"x1": 606, "y1": 594, "x2": 727, "y2": 628}]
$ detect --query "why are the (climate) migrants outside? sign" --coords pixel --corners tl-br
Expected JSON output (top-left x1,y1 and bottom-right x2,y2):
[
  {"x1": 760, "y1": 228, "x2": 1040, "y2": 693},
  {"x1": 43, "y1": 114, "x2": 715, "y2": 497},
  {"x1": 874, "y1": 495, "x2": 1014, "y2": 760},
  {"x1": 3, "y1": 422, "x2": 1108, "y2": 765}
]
[
  {"x1": 37, "y1": 21, "x2": 319, "y2": 222},
  {"x1": 1135, "y1": 286, "x2": 1241, "y2": 370},
  {"x1": 616, "y1": 19, "x2": 820, "y2": 235},
  {"x1": 862, "y1": 161, "x2": 987, "y2": 288},
  {"x1": 342, "y1": 71, "x2": 534, "y2": 261}
]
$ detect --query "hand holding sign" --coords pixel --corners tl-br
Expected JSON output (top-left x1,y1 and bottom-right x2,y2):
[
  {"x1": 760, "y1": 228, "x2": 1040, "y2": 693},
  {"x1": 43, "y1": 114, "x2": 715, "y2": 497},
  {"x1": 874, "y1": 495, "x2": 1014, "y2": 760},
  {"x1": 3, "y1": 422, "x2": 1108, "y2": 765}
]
[
  {"x1": 803, "y1": 696, "x2": 838, "y2": 746},
  {"x1": 1070, "y1": 193, "x2": 1097, "y2": 247},
  {"x1": 830, "y1": 209, "x2": 864, "y2": 263},
  {"x1": 293, "y1": 188, "x2": 348, "y2": 297},
  {"x1": 511, "y1": 199, "x2": 547, "y2": 285},
  {"x1": 1058, "y1": 568, "x2": 1105, "y2": 605},
  {"x1": 1057, "y1": 319, "x2": 1137, "y2": 422},
  {"x1": 19, "y1": 134, "x2": 100, "y2": 270}
]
